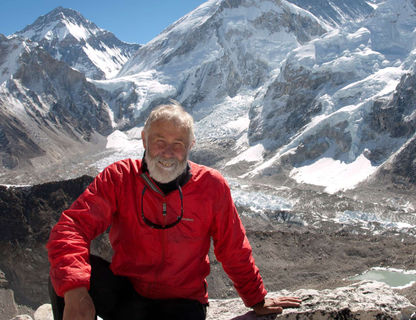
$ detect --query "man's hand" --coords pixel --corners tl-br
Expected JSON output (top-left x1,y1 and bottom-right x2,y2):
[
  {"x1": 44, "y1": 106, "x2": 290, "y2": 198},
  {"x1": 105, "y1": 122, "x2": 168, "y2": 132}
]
[
  {"x1": 252, "y1": 296, "x2": 301, "y2": 315},
  {"x1": 63, "y1": 287, "x2": 96, "y2": 320}
]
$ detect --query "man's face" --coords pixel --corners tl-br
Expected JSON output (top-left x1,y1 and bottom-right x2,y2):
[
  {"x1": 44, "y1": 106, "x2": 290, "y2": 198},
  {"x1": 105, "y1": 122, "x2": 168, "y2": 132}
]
[{"x1": 142, "y1": 119, "x2": 192, "y2": 183}]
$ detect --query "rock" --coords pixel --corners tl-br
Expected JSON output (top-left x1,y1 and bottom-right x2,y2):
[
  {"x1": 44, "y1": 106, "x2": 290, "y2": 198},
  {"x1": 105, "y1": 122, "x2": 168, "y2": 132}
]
[
  {"x1": 33, "y1": 304, "x2": 52, "y2": 320},
  {"x1": 0, "y1": 288, "x2": 18, "y2": 320},
  {"x1": 12, "y1": 280, "x2": 415, "y2": 320},
  {"x1": 0, "y1": 269, "x2": 8, "y2": 289},
  {"x1": 9, "y1": 316, "x2": 32, "y2": 320},
  {"x1": 206, "y1": 281, "x2": 416, "y2": 319},
  {"x1": 0, "y1": 175, "x2": 94, "y2": 309}
]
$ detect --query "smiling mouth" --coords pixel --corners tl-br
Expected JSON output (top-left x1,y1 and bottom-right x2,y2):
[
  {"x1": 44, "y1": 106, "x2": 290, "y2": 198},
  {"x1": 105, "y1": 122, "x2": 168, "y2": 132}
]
[{"x1": 158, "y1": 159, "x2": 176, "y2": 169}]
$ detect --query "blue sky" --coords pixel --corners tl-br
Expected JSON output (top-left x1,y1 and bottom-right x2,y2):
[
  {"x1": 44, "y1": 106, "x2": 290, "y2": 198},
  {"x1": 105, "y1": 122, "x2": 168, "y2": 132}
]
[{"x1": 0, "y1": 0, "x2": 208, "y2": 44}]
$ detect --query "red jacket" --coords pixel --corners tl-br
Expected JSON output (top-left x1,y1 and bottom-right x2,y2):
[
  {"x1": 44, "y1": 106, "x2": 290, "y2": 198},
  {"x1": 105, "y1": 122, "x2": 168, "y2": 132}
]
[{"x1": 47, "y1": 159, "x2": 267, "y2": 306}]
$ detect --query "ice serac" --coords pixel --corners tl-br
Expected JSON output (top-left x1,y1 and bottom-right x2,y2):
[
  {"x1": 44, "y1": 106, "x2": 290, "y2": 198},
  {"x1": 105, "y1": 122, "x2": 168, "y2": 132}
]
[
  {"x1": 245, "y1": 0, "x2": 416, "y2": 192},
  {"x1": 289, "y1": 0, "x2": 375, "y2": 27},
  {"x1": 13, "y1": 7, "x2": 141, "y2": 80}
]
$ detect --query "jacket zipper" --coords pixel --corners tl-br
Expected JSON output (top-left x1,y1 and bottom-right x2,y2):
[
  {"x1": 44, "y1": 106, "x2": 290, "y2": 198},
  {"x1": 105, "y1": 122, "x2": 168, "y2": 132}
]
[
  {"x1": 162, "y1": 200, "x2": 167, "y2": 228},
  {"x1": 140, "y1": 173, "x2": 169, "y2": 293},
  {"x1": 152, "y1": 197, "x2": 167, "y2": 294}
]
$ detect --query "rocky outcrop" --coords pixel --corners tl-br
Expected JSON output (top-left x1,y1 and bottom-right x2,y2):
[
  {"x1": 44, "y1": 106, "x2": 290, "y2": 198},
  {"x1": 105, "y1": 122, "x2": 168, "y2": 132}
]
[
  {"x1": 207, "y1": 281, "x2": 416, "y2": 319},
  {"x1": 0, "y1": 288, "x2": 19, "y2": 320},
  {"x1": 0, "y1": 270, "x2": 19, "y2": 320},
  {"x1": 366, "y1": 72, "x2": 416, "y2": 186},
  {"x1": 0, "y1": 176, "x2": 93, "y2": 308},
  {"x1": 370, "y1": 73, "x2": 416, "y2": 139},
  {"x1": 7, "y1": 281, "x2": 416, "y2": 320},
  {"x1": 247, "y1": 60, "x2": 353, "y2": 153}
]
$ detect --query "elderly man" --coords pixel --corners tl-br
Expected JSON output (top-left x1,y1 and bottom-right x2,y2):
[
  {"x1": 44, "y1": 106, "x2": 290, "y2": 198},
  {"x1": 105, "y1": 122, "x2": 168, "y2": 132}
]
[{"x1": 47, "y1": 101, "x2": 300, "y2": 320}]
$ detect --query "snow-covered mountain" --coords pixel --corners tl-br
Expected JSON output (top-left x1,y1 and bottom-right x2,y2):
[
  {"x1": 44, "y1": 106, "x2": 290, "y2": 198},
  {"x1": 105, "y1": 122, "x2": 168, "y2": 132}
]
[
  {"x1": 98, "y1": 0, "x2": 416, "y2": 194},
  {"x1": 13, "y1": 7, "x2": 141, "y2": 79},
  {"x1": 0, "y1": 34, "x2": 112, "y2": 173},
  {"x1": 1, "y1": 0, "x2": 416, "y2": 200},
  {"x1": 246, "y1": 0, "x2": 416, "y2": 192}
]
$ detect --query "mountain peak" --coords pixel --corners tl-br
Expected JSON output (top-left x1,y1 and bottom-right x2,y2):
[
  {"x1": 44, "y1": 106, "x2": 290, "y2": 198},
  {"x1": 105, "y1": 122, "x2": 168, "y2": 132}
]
[
  {"x1": 16, "y1": 6, "x2": 100, "y2": 43},
  {"x1": 45, "y1": 6, "x2": 86, "y2": 20},
  {"x1": 13, "y1": 7, "x2": 140, "y2": 80}
]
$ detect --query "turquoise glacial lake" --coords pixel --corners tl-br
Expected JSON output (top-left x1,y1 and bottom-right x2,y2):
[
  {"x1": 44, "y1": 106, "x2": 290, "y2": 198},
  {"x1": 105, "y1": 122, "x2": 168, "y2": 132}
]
[{"x1": 350, "y1": 269, "x2": 416, "y2": 288}]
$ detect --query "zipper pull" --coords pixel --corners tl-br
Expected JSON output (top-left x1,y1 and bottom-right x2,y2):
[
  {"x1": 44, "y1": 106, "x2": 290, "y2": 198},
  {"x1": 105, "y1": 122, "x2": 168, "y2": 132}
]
[{"x1": 162, "y1": 202, "x2": 167, "y2": 216}]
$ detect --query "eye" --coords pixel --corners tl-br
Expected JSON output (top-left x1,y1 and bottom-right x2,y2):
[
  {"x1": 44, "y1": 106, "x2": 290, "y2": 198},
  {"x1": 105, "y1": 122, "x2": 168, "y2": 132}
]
[
  {"x1": 173, "y1": 142, "x2": 186, "y2": 152},
  {"x1": 155, "y1": 139, "x2": 167, "y2": 148}
]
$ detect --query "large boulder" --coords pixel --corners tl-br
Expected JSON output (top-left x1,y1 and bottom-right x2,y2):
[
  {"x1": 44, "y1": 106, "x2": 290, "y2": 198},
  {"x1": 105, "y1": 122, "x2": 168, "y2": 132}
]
[{"x1": 207, "y1": 281, "x2": 416, "y2": 319}]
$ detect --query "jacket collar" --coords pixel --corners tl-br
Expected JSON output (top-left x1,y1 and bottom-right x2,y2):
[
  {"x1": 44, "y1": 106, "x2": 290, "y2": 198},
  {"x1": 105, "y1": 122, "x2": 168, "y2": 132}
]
[{"x1": 141, "y1": 153, "x2": 192, "y2": 195}]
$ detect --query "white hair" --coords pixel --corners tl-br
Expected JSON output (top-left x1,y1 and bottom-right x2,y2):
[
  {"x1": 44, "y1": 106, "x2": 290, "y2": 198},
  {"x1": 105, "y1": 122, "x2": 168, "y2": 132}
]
[{"x1": 143, "y1": 100, "x2": 195, "y2": 145}]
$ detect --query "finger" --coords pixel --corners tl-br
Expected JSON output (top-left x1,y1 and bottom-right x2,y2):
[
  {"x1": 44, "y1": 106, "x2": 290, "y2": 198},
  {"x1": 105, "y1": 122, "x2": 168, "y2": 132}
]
[
  {"x1": 274, "y1": 297, "x2": 302, "y2": 304},
  {"x1": 277, "y1": 296, "x2": 302, "y2": 302},
  {"x1": 269, "y1": 298, "x2": 301, "y2": 308},
  {"x1": 279, "y1": 301, "x2": 301, "y2": 308}
]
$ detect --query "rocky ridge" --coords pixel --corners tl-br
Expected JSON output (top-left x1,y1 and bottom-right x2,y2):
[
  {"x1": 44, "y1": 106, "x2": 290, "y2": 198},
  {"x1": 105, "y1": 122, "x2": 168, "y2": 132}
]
[{"x1": 4, "y1": 281, "x2": 416, "y2": 319}]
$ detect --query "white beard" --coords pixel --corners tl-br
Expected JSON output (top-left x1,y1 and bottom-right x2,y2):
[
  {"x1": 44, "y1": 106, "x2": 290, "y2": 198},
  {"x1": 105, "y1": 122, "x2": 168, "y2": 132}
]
[{"x1": 145, "y1": 151, "x2": 188, "y2": 184}]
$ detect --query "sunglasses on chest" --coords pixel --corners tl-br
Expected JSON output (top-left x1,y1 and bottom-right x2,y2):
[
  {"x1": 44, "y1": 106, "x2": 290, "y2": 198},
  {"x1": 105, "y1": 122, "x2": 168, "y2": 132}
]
[{"x1": 140, "y1": 173, "x2": 183, "y2": 229}]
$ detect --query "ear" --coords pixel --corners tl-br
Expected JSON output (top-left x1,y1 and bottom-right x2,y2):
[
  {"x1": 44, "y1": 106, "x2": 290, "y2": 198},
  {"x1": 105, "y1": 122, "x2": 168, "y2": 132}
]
[
  {"x1": 141, "y1": 130, "x2": 147, "y2": 149},
  {"x1": 189, "y1": 139, "x2": 195, "y2": 151}
]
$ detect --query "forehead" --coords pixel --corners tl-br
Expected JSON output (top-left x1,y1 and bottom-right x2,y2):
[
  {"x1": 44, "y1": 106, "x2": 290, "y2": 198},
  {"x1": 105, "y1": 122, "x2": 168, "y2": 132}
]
[{"x1": 148, "y1": 119, "x2": 190, "y2": 141}]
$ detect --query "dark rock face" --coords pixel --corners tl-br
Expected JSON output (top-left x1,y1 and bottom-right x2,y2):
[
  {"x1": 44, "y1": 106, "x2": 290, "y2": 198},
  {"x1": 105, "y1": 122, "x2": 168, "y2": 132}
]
[
  {"x1": 370, "y1": 73, "x2": 416, "y2": 138},
  {"x1": 371, "y1": 134, "x2": 416, "y2": 187},
  {"x1": 0, "y1": 176, "x2": 93, "y2": 307},
  {"x1": 10, "y1": 41, "x2": 113, "y2": 138},
  {"x1": 0, "y1": 175, "x2": 93, "y2": 242},
  {"x1": 0, "y1": 115, "x2": 45, "y2": 170},
  {"x1": 367, "y1": 72, "x2": 416, "y2": 185},
  {"x1": 248, "y1": 64, "x2": 329, "y2": 149}
]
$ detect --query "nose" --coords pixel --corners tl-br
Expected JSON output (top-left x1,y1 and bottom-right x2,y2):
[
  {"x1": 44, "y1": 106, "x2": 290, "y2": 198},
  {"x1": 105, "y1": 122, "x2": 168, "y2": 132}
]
[{"x1": 160, "y1": 143, "x2": 175, "y2": 158}]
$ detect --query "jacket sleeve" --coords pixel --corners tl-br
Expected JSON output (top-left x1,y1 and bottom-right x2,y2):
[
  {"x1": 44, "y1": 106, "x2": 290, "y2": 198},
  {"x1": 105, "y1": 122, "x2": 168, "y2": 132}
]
[
  {"x1": 211, "y1": 176, "x2": 267, "y2": 307},
  {"x1": 46, "y1": 164, "x2": 120, "y2": 297}
]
